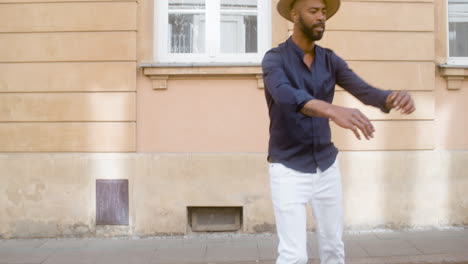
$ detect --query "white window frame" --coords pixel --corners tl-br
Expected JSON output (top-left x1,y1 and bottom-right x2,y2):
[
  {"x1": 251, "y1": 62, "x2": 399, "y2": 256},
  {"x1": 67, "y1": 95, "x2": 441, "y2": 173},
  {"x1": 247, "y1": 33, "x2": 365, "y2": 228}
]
[
  {"x1": 447, "y1": 0, "x2": 468, "y2": 65},
  {"x1": 154, "y1": 0, "x2": 271, "y2": 64}
]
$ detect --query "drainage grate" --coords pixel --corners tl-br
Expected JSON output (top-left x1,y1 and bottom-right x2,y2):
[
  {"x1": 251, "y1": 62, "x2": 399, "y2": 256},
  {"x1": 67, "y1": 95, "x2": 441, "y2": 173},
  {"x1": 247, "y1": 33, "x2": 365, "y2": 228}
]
[{"x1": 189, "y1": 207, "x2": 242, "y2": 232}]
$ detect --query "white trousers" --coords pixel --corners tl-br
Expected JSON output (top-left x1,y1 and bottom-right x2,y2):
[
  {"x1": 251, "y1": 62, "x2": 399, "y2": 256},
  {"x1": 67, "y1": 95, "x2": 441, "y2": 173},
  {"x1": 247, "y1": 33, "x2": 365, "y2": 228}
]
[{"x1": 269, "y1": 159, "x2": 345, "y2": 264}]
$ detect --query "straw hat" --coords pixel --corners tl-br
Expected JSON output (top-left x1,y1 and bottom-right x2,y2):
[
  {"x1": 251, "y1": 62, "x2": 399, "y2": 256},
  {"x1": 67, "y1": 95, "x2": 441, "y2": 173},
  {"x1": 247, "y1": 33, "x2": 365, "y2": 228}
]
[{"x1": 277, "y1": 0, "x2": 341, "y2": 21}]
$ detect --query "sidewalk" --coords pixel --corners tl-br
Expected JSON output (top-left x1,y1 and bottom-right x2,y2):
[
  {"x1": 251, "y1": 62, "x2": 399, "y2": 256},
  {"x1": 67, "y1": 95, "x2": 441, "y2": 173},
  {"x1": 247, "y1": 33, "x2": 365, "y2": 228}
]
[{"x1": 1, "y1": 229, "x2": 467, "y2": 264}]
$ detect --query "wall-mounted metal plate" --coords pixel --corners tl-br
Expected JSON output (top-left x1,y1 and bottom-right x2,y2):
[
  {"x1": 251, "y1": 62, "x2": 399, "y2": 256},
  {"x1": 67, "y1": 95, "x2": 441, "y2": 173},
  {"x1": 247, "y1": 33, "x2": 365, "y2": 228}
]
[{"x1": 96, "y1": 179, "x2": 129, "y2": 225}]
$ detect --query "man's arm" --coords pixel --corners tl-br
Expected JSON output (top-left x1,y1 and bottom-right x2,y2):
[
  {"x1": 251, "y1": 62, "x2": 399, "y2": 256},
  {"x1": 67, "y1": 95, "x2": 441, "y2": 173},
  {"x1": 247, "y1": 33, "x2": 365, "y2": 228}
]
[
  {"x1": 263, "y1": 49, "x2": 379, "y2": 140},
  {"x1": 262, "y1": 50, "x2": 315, "y2": 111},
  {"x1": 332, "y1": 52, "x2": 393, "y2": 113},
  {"x1": 326, "y1": 52, "x2": 415, "y2": 139},
  {"x1": 332, "y1": 52, "x2": 415, "y2": 114},
  {"x1": 300, "y1": 93, "x2": 417, "y2": 141},
  {"x1": 300, "y1": 99, "x2": 375, "y2": 140},
  {"x1": 263, "y1": 49, "x2": 414, "y2": 140}
]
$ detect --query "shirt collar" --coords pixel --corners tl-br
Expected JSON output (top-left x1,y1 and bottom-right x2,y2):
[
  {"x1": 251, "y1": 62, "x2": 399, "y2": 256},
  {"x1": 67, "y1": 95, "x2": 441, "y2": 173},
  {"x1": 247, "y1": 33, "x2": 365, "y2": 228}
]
[
  {"x1": 287, "y1": 37, "x2": 305, "y2": 59},
  {"x1": 286, "y1": 37, "x2": 322, "y2": 59}
]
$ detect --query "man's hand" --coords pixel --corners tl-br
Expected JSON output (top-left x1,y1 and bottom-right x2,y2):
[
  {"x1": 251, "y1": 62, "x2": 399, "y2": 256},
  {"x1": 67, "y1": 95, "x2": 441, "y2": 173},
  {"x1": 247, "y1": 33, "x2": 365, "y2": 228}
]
[
  {"x1": 300, "y1": 100, "x2": 375, "y2": 140},
  {"x1": 385, "y1": 90, "x2": 416, "y2": 114},
  {"x1": 328, "y1": 105, "x2": 374, "y2": 140}
]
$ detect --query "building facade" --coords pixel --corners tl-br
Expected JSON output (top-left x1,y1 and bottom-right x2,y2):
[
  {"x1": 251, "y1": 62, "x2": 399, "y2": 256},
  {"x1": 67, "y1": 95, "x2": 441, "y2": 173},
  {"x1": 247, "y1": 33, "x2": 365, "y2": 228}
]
[{"x1": 0, "y1": 0, "x2": 467, "y2": 238}]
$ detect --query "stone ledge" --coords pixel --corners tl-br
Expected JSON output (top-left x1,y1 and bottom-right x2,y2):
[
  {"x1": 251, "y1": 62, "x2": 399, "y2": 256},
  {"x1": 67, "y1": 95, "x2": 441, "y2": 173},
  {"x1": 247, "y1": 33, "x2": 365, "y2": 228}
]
[
  {"x1": 140, "y1": 63, "x2": 263, "y2": 90},
  {"x1": 439, "y1": 64, "x2": 468, "y2": 90}
]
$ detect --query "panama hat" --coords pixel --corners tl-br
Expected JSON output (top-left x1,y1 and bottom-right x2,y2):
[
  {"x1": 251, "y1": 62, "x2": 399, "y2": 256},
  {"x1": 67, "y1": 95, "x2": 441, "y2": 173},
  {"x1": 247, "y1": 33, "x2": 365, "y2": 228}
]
[{"x1": 277, "y1": 0, "x2": 341, "y2": 22}]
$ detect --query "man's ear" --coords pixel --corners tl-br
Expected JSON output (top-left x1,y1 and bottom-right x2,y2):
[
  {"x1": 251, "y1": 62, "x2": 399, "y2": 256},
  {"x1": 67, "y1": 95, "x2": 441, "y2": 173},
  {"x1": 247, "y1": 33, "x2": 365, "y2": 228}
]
[{"x1": 290, "y1": 8, "x2": 299, "y2": 23}]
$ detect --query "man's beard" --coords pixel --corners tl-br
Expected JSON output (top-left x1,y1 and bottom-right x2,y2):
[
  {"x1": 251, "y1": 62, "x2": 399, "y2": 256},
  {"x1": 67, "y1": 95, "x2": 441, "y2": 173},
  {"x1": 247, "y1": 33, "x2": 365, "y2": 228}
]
[{"x1": 299, "y1": 15, "x2": 325, "y2": 41}]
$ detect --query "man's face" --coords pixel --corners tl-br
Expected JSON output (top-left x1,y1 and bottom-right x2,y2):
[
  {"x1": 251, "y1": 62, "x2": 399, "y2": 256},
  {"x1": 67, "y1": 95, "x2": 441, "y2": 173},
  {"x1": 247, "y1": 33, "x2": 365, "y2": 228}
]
[{"x1": 293, "y1": 0, "x2": 327, "y2": 41}]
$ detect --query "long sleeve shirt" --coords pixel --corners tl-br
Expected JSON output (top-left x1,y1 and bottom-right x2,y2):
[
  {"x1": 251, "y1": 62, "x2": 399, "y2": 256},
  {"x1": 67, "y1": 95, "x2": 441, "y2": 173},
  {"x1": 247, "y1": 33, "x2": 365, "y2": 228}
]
[{"x1": 262, "y1": 37, "x2": 391, "y2": 173}]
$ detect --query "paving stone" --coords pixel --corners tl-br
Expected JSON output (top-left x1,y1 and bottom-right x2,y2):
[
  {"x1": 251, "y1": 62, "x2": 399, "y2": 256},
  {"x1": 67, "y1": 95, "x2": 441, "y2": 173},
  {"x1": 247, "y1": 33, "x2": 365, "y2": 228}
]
[
  {"x1": 231, "y1": 236, "x2": 261, "y2": 244},
  {"x1": 206, "y1": 242, "x2": 259, "y2": 262},
  {"x1": 151, "y1": 237, "x2": 203, "y2": 249},
  {"x1": 39, "y1": 239, "x2": 89, "y2": 249},
  {"x1": 343, "y1": 232, "x2": 379, "y2": 241},
  {"x1": 207, "y1": 239, "x2": 258, "y2": 248},
  {"x1": 1, "y1": 230, "x2": 468, "y2": 264},
  {"x1": 95, "y1": 248, "x2": 155, "y2": 264},
  {"x1": 375, "y1": 229, "x2": 468, "y2": 240},
  {"x1": 258, "y1": 243, "x2": 278, "y2": 261},
  {"x1": 86, "y1": 238, "x2": 158, "y2": 249},
  {"x1": 413, "y1": 229, "x2": 468, "y2": 238},
  {"x1": 344, "y1": 240, "x2": 369, "y2": 258},
  {"x1": 176, "y1": 236, "x2": 208, "y2": 244},
  {"x1": 229, "y1": 262, "x2": 275, "y2": 264},
  {"x1": 151, "y1": 244, "x2": 206, "y2": 263},
  {"x1": 41, "y1": 248, "x2": 101, "y2": 264},
  {"x1": 357, "y1": 239, "x2": 422, "y2": 257},
  {"x1": 257, "y1": 236, "x2": 278, "y2": 261},
  {"x1": 0, "y1": 248, "x2": 55, "y2": 264},
  {"x1": 374, "y1": 231, "x2": 415, "y2": 240},
  {"x1": 0, "y1": 239, "x2": 48, "y2": 249},
  {"x1": 257, "y1": 235, "x2": 278, "y2": 246},
  {"x1": 258, "y1": 240, "x2": 318, "y2": 261},
  {"x1": 307, "y1": 233, "x2": 368, "y2": 259},
  {"x1": 407, "y1": 237, "x2": 468, "y2": 254},
  {"x1": 204, "y1": 235, "x2": 259, "y2": 245}
]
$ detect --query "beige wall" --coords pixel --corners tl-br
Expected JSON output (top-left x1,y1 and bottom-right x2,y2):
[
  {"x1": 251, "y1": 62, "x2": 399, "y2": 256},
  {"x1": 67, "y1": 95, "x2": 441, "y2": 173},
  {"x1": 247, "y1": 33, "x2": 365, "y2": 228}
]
[
  {"x1": 1, "y1": 0, "x2": 468, "y2": 238},
  {"x1": 435, "y1": 79, "x2": 468, "y2": 149},
  {"x1": 0, "y1": 0, "x2": 137, "y2": 152},
  {"x1": 137, "y1": 78, "x2": 269, "y2": 152},
  {"x1": 1, "y1": 152, "x2": 467, "y2": 238}
]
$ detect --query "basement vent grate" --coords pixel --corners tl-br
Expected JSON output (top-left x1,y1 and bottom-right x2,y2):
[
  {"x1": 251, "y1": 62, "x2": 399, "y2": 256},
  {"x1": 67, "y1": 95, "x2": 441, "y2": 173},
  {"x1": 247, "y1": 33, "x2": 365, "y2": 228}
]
[{"x1": 189, "y1": 207, "x2": 242, "y2": 232}]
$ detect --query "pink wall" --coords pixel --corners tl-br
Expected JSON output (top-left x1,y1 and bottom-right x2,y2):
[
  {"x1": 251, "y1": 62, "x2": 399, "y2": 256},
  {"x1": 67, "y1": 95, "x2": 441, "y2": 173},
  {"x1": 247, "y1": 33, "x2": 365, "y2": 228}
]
[{"x1": 137, "y1": 78, "x2": 269, "y2": 152}]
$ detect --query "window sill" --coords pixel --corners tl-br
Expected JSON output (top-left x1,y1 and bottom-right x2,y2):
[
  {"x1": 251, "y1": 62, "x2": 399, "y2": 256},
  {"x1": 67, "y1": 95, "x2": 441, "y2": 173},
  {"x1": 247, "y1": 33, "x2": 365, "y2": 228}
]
[
  {"x1": 140, "y1": 63, "x2": 264, "y2": 90},
  {"x1": 439, "y1": 64, "x2": 468, "y2": 90}
]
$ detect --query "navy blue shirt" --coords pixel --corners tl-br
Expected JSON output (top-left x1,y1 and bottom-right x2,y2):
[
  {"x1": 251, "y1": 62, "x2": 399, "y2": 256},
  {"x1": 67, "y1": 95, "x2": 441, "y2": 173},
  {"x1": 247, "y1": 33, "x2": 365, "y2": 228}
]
[{"x1": 262, "y1": 37, "x2": 391, "y2": 173}]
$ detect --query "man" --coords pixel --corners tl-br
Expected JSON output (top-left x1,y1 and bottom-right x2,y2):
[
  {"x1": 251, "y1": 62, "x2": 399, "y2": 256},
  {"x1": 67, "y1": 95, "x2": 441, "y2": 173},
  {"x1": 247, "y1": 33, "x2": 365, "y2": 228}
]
[{"x1": 262, "y1": 0, "x2": 415, "y2": 263}]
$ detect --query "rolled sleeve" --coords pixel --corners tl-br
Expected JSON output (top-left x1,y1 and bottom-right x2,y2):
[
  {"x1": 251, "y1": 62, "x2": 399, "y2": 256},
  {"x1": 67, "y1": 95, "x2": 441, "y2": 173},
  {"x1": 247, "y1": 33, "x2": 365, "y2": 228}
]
[{"x1": 262, "y1": 50, "x2": 314, "y2": 111}]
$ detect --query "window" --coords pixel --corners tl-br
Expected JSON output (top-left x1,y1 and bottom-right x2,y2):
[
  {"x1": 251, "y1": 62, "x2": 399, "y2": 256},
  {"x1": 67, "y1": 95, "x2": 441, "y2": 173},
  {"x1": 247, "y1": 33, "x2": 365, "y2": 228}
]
[
  {"x1": 155, "y1": 0, "x2": 271, "y2": 64},
  {"x1": 448, "y1": 0, "x2": 468, "y2": 64}
]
